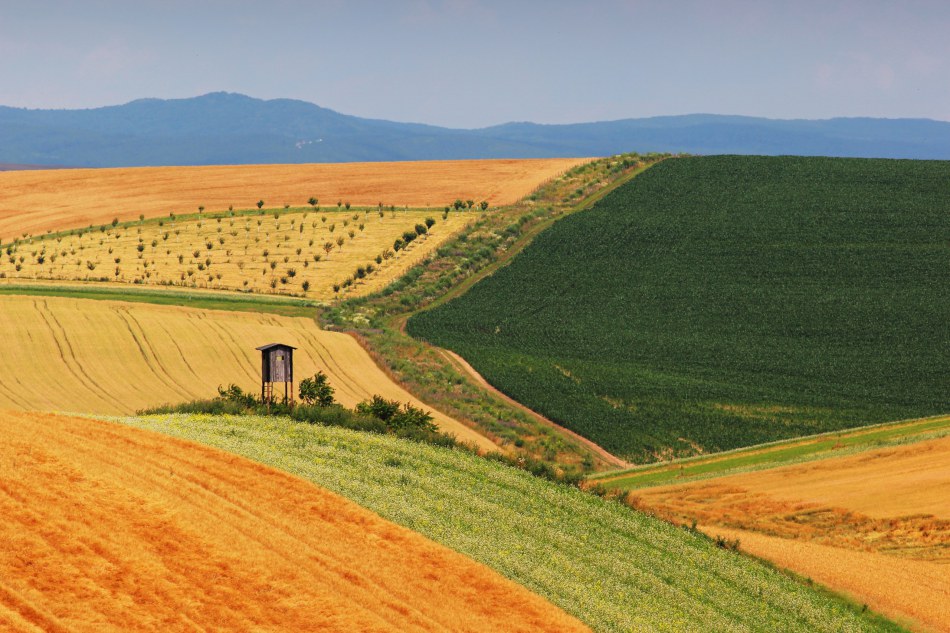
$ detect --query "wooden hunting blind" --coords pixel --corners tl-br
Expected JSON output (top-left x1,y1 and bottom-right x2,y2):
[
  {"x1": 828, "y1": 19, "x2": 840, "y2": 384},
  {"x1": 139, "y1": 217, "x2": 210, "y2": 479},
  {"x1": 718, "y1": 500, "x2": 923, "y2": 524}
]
[{"x1": 256, "y1": 343, "x2": 296, "y2": 404}]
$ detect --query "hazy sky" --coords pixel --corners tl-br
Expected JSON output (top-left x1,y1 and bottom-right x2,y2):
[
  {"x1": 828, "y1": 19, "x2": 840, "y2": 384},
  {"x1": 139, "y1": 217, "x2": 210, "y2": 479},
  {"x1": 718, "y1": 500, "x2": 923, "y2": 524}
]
[{"x1": 1, "y1": 0, "x2": 948, "y2": 127}]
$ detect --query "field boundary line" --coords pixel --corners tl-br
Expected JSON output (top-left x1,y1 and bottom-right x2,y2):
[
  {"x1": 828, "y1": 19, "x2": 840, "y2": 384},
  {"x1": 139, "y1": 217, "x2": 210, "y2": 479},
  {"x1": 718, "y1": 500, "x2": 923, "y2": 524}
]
[
  {"x1": 589, "y1": 413, "x2": 950, "y2": 488},
  {"x1": 389, "y1": 161, "x2": 662, "y2": 463},
  {"x1": 438, "y1": 349, "x2": 632, "y2": 468}
]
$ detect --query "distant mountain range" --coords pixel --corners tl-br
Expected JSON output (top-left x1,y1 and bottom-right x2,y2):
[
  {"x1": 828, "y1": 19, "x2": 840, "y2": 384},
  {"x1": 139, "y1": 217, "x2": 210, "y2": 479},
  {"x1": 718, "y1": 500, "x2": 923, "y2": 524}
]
[{"x1": 2, "y1": 92, "x2": 949, "y2": 167}]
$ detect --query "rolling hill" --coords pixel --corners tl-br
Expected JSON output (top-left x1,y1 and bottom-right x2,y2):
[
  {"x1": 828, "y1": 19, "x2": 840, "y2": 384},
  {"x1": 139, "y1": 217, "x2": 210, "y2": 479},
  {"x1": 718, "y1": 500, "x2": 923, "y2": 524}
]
[
  {"x1": 0, "y1": 411, "x2": 580, "y2": 632},
  {"x1": 2, "y1": 92, "x2": 950, "y2": 167},
  {"x1": 115, "y1": 411, "x2": 900, "y2": 633},
  {"x1": 407, "y1": 155, "x2": 950, "y2": 462},
  {"x1": 616, "y1": 421, "x2": 950, "y2": 632},
  {"x1": 0, "y1": 295, "x2": 496, "y2": 450}
]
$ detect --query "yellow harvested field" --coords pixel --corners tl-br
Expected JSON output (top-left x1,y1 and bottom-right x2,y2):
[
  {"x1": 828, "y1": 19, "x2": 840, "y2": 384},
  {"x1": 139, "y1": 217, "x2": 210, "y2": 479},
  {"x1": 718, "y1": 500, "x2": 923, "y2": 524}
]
[
  {"x1": 0, "y1": 411, "x2": 588, "y2": 632},
  {"x1": 0, "y1": 158, "x2": 588, "y2": 240},
  {"x1": 631, "y1": 436, "x2": 950, "y2": 559},
  {"x1": 0, "y1": 295, "x2": 497, "y2": 450},
  {"x1": 702, "y1": 526, "x2": 949, "y2": 633},
  {"x1": 0, "y1": 206, "x2": 468, "y2": 299},
  {"x1": 630, "y1": 437, "x2": 950, "y2": 632},
  {"x1": 694, "y1": 436, "x2": 950, "y2": 519}
]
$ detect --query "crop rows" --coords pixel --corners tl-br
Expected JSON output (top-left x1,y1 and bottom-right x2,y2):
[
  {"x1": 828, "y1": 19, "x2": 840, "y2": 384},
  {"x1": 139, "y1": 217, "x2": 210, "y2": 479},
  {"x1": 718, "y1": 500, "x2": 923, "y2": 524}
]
[
  {"x1": 0, "y1": 206, "x2": 465, "y2": 298},
  {"x1": 408, "y1": 156, "x2": 950, "y2": 462},
  {"x1": 119, "y1": 413, "x2": 899, "y2": 633}
]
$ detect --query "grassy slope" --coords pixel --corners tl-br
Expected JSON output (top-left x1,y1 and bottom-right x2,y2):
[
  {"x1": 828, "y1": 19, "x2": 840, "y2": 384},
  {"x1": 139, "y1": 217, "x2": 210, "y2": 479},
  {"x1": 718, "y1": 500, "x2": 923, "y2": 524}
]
[
  {"x1": 407, "y1": 156, "x2": 950, "y2": 462},
  {"x1": 115, "y1": 413, "x2": 901, "y2": 633}
]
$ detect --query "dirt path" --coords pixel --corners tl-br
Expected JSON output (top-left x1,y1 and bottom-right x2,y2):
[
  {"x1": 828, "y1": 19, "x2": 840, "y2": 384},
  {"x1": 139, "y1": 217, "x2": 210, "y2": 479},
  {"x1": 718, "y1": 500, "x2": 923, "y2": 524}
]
[
  {"x1": 0, "y1": 410, "x2": 589, "y2": 633},
  {"x1": 439, "y1": 349, "x2": 632, "y2": 469}
]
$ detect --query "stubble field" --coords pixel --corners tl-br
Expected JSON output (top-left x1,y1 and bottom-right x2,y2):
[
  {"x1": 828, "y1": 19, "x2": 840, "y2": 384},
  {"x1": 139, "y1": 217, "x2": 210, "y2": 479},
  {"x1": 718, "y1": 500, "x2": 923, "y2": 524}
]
[
  {"x1": 0, "y1": 411, "x2": 583, "y2": 632},
  {"x1": 629, "y1": 436, "x2": 950, "y2": 632},
  {"x1": 0, "y1": 158, "x2": 586, "y2": 240},
  {"x1": 0, "y1": 294, "x2": 495, "y2": 450}
]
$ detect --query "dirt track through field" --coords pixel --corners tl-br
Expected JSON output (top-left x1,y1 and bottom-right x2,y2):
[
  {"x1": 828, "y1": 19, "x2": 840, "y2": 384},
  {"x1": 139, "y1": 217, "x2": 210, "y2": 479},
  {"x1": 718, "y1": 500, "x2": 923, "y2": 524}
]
[
  {"x1": 0, "y1": 411, "x2": 587, "y2": 632},
  {"x1": 0, "y1": 295, "x2": 496, "y2": 450},
  {"x1": 439, "y1": 348, "x2": 632, "y2": 469},
  {"x1": 0, "y1": 158, "x2": 587, "y2": 240}
]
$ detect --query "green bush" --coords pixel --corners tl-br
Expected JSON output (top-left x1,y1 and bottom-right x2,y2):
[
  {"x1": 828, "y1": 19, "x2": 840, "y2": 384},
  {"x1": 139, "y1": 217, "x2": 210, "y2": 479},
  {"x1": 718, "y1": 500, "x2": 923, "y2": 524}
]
[{"x1": 299, "y1": 371, "x2": 335, "y2": 406}]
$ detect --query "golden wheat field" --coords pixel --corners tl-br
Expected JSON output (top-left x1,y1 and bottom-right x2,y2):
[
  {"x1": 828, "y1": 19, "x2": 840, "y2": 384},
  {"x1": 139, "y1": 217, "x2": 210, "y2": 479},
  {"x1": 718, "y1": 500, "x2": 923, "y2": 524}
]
[
  {"x1": 0, "y1": 411, "x2": 587, "y2": 632},
  {"x1": 702, "y1": 527, "x2": 948, "y2": 633},
  {"x1": 0, "y1": 158, "x2": 587, "y2": 240},
  {"x1": 0, "y1": 295, "x2": 496, "y2": 450},
  {"x1": 0, "y1": 205, "x2": 468, "y2": 298},
  {"x1": 630, "y1": 436, "x2": 950, "y2": 632}
]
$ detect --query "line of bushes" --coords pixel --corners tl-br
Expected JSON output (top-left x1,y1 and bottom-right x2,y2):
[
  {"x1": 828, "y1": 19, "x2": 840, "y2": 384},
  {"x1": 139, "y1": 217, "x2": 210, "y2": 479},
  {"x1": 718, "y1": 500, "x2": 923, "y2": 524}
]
[
  {"x1": 139, "y1": 374, "x2": 461, "y2": 448},
  {"x1": 139, "y1": 372, "x2": 585, "y2": 486}
]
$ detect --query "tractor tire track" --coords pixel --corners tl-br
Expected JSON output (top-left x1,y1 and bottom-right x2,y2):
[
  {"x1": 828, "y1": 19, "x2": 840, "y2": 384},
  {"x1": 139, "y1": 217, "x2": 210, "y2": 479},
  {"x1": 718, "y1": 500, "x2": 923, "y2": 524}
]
[
  {"x1": 0, "y1": 411, "x2": 587, "y2": 632},
  {"x1": 116, "y1": 307, "x2": 197, "y2": 400},
  {"x1": 153, "y1": 319, "x2": 203, "y2": 383},
  {"x1": 36, "y1": 300, "x2": 124, "y2": 411}
]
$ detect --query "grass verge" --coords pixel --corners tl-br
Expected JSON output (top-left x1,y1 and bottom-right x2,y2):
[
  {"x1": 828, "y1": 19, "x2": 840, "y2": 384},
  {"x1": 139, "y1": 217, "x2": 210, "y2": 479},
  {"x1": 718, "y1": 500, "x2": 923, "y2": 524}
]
[
  {"x1": 0, "y1": 282, "x2": 318, "y2": 317},
  {"x1": 588, "y1": 414, "x2": 950, "y2": 491}
]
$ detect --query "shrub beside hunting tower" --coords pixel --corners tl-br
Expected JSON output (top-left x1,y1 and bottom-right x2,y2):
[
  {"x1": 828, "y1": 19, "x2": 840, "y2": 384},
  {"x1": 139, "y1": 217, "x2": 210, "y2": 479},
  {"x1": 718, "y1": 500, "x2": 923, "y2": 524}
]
[{"x1": 256, "y1": 343, "x2": 295, "y2": 404}]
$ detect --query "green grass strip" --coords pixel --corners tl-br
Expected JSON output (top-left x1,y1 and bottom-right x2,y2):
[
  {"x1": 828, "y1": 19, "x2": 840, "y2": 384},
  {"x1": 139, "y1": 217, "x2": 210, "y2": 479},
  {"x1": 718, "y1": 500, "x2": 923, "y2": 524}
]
[
  {"x1": 109, "y1": 413, "x2": 903, "y2": 633},
  {"x1": 0, "y1": 283, "x2": 317, "y2": 317},
  {"x1": 589, "y1": 414, "x2": 950, "y2": 490}
]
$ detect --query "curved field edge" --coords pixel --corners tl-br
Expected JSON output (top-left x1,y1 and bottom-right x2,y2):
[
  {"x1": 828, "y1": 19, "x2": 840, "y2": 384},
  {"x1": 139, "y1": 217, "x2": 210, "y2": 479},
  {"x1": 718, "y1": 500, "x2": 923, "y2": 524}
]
[
  {"x1": 0, "y1": 282, "x2": 318, "y2": 317},
  {"x1": 407, "y1": 156, "x2": 950, "y2": 463},
  {"x1": 111, "y1": 413, "x2": 904, "y2": 633},
  {"x1": 589, "y1": 414, "x2": 950, "y2": 490},
  {"x1": 0, "y1": 411, "x2": 588, "y2": 633},
  {"x1": 323, "y1": 154, "x2": 669, "y2": 471},
  {"x1": 0, "y1": 294, "x2": 496, "y2": 450},
  {"x1": 0, "y1": 158, "x2": 588, "y2": 240}
]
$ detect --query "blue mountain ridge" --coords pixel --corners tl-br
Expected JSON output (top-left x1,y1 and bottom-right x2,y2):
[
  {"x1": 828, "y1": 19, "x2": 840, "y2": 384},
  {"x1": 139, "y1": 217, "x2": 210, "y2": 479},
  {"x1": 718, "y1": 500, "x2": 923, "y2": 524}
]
[{"x1": 1, "y1": 92, "x2": 948, "y2": 167}]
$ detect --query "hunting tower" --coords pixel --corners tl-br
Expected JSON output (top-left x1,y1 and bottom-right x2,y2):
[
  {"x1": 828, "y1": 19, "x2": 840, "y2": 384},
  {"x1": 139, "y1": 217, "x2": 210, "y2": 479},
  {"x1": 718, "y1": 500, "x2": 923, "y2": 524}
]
[{"x1": 256, "y1": 343, "x2": 296, "y2": 405}]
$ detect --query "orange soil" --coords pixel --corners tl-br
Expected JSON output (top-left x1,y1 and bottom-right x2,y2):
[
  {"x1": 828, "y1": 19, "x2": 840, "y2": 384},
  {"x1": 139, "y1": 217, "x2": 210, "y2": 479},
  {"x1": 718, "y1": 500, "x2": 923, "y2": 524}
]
[
  {"x1": 631, "y1": 437, "x2": 950, "y2": 632},
  {"x1": 701, "y1": 526, "x2": 949, "y2": 633},
  {"x1": 0, "y1": 411, "x2": 589, "y2": 633},
  {"x1": 0, "y1": 158, "x2": 588, "y2": 240}
]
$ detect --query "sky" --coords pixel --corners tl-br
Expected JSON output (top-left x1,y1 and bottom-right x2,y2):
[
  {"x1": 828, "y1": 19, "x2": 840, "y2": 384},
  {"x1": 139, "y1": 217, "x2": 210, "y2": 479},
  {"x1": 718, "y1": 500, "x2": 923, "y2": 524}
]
[{"x1": 1, "y1": 0, "x2": 948, "y2": 128}]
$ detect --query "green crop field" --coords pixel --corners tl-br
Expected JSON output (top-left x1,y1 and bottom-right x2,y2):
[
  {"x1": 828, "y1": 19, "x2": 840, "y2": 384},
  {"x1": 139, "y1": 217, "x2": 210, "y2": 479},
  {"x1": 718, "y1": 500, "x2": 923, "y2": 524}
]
[
  {"x1": 116, "y1": 413, "x2": 899, "y2": 633},
  {"x1": 407, "y1": 156, "x2": 950, "y2": 463}
]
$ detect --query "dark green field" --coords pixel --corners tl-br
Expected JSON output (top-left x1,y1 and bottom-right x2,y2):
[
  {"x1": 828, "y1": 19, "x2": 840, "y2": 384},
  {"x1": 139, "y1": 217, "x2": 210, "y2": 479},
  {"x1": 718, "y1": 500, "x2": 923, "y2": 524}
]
[{"x1": 407, "y1": 156, "x2": 950, "y2": 463}]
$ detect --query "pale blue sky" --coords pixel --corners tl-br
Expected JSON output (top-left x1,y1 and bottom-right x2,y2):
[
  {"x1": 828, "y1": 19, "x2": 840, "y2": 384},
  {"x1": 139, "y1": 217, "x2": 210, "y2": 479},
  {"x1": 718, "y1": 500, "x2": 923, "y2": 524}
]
[{"x1": 1, "y1": 0, "x2": 948, "y2": 127}]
